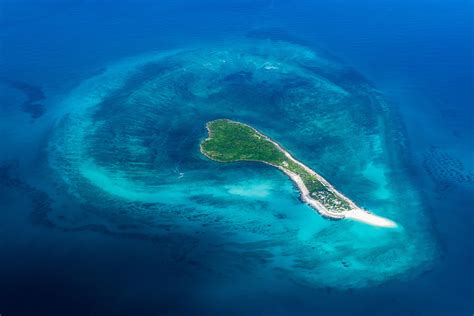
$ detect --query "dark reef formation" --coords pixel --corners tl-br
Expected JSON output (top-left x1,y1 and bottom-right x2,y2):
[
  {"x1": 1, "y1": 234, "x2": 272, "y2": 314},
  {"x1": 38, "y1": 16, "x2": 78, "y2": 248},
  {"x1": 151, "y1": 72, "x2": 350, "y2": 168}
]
[
  {"x1": 422, "y1": 146, "x2": 474, "y2": 192},
  {"x1": 0, "y1": 78, "x2": 46, "y2": 118}
]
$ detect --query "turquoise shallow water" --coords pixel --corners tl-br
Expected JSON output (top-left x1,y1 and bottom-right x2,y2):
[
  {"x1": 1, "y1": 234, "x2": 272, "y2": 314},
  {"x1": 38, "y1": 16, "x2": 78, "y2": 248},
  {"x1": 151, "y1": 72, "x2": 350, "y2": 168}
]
[{"x1": 45, "y1": 39, "x2": 436, "y2": 288}]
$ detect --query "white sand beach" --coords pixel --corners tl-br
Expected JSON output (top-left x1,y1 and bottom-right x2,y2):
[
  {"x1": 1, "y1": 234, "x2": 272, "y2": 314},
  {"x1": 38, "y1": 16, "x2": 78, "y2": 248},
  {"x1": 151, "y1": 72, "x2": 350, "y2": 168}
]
[{"x1": 280, "y1": 168, "x2": 397, "y2": 227}]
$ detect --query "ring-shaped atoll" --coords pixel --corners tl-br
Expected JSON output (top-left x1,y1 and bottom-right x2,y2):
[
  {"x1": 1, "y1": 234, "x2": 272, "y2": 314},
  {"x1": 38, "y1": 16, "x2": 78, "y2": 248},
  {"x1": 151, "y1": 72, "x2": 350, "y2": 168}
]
[{"x1": 48, "y1": 39, "x2": 436, "y2": 288}]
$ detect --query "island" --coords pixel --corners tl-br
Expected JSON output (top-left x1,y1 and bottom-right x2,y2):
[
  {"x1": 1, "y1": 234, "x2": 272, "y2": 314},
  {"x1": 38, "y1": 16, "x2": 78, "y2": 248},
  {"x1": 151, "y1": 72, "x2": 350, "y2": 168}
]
[{"x1": 200, "y1": 119, "x2": 397, "y2": 228}]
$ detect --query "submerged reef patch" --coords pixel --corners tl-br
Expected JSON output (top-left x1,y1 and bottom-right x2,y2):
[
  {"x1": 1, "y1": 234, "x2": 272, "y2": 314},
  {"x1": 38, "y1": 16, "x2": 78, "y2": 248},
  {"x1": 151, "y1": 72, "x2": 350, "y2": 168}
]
[
  {"x1": 0, "y1": 78, "x2": 46, "y2": 119},
  {"x1": 422, "y1": 146, "x2": 474, "y2": 192}
]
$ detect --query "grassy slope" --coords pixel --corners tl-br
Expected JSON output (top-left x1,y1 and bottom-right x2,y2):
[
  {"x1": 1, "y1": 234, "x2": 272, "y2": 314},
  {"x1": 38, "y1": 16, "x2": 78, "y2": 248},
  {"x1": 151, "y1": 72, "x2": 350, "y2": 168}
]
[{"x1": 201, "y1": 119, "x2": 351, "y2": 212}]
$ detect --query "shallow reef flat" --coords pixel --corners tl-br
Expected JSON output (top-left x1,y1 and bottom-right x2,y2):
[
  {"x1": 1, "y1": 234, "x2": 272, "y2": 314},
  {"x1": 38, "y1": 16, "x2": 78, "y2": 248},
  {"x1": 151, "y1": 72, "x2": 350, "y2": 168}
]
[{"x1": 46, "y1": 39, "x2": 436, "y2": 287}]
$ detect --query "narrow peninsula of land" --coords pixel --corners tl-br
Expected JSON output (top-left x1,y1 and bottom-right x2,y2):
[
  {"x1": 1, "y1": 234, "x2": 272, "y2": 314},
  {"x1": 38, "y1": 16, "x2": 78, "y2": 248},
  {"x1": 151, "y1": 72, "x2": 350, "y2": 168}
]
[{"x1": 200, "y1": 119, "x2": 397, "y2": 228}]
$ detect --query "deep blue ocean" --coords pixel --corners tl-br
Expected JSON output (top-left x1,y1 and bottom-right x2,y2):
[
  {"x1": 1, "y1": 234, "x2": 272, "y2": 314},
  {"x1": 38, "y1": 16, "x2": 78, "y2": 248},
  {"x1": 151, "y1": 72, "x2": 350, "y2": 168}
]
[{"x1": 0, "y1": 1, "x2": 472, "y2": 315}]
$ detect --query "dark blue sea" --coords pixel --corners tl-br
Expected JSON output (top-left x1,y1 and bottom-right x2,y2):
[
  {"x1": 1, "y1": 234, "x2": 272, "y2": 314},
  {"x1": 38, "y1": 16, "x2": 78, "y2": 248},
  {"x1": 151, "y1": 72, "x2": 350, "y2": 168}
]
[{"x1": 0, "y1": 1, "x2": 472, "y2": 315}]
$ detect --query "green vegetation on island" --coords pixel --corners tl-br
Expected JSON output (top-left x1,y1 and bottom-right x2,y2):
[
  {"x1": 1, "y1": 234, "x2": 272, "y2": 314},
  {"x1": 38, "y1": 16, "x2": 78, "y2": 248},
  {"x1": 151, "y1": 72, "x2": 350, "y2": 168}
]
[{"x1": 200, "y1": 119, "x2": 352, "y2": 212}]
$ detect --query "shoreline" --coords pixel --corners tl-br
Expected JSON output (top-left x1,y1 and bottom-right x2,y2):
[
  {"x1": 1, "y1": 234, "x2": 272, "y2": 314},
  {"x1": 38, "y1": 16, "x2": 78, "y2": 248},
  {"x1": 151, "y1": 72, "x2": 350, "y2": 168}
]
[{"x1": 201, "y1": 120, "x2": 397, "y2": 228}]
